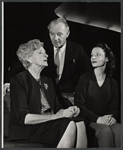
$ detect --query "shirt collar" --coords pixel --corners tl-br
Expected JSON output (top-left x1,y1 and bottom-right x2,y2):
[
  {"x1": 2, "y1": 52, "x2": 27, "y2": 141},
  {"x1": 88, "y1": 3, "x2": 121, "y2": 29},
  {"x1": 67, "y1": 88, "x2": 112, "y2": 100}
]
[{"x1": 54, "y1": 43, "x2": 66, "y2": 53}]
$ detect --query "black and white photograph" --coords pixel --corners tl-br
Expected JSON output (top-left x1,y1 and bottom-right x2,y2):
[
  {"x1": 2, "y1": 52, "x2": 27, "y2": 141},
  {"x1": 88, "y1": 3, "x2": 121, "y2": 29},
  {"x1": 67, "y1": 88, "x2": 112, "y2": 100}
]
[{"x1": 2, "y1": 1, "x2": 121, "y2": 148}]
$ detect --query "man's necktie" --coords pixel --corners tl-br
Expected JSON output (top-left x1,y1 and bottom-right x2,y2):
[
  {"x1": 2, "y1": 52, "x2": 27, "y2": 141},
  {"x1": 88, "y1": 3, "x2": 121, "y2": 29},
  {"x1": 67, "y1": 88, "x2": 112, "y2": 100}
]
[{"x1": 54, "y1": 48, "x2": 60, "y2": 76}]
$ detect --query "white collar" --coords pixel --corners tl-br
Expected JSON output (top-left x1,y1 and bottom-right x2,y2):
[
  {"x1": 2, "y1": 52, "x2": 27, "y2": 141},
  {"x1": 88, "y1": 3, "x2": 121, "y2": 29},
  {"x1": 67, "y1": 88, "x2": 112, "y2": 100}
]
[{"x1": 54, "y1": 43, "x2": 66, "y2": 53}]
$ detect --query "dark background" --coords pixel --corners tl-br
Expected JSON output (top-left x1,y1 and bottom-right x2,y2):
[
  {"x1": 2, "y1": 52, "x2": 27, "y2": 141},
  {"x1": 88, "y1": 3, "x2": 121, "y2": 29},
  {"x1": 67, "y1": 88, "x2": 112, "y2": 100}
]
[{"x1": 4, "y1": 2, "x2": 120, "y2": 87}]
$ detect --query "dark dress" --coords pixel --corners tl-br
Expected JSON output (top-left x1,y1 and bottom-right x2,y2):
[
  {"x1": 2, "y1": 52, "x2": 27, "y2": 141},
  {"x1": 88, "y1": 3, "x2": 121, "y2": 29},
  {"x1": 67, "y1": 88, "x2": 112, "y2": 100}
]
[
  {"x1": 74, "y1": 70, "x2": 120, "y2": 122},
  {"x1": 74, "y1": 70, "x2": 121, "y2": 147},
  {"x1": 9, "y1": 70, "x2": 83, "y2": 147}
]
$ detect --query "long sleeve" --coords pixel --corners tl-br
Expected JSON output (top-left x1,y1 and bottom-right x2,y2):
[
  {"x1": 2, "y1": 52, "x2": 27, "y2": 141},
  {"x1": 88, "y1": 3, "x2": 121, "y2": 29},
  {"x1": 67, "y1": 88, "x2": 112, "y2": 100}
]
[
  {"x1": 107, "y1": 80, "x2": 120, "y2": 121},
  {"x1": 10, "y1": 76, "x2": 62, "y2": 128},
  {"x1": 72, "y1": 44, "x2": 92, "y2": 88},
  {"x1": 79, "y1": 45, "x2": 92, "y2": 73},
  {"x1": 10, "y1": 77, "x2": 29, "y2": 126},
  {"x1": 74, "y1": 74, "x2": 99, "y2": 122},
  {"x1": 53, "y1": 92, "x2": 63, "y2": 113}
]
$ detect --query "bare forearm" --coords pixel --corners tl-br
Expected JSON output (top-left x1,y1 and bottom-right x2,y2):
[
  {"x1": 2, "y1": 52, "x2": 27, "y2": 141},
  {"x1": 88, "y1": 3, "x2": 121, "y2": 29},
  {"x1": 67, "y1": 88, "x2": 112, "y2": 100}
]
[
  {"x1": 24, "y1": 107, "x2": 77, "y2": 125},
  {"x1": 24, "y1": 113, "x2": 63, "y2": 125}
]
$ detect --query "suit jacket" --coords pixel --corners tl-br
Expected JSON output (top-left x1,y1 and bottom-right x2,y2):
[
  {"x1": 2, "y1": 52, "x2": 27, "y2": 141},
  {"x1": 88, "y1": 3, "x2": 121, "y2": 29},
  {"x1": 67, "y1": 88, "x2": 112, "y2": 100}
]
[
  {"x1": 43, "y1": 39, "x2": 92, "y2": 93},
  {"x1": 9, "y1": 70, "x2": 62, "y2": 140}
]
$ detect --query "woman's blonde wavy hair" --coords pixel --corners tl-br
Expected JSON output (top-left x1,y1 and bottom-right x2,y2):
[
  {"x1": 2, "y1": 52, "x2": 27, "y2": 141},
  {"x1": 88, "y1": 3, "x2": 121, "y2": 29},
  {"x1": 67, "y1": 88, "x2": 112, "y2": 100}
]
[{"x1": 16, "y1": 39, "x2": 43, "y2": 69}]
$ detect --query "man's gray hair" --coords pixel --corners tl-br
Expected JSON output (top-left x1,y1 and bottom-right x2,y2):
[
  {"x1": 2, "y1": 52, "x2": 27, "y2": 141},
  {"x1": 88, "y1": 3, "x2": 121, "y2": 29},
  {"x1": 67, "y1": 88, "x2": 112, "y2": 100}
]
[{"x1": 47, "y1": 17, "x2": 69, "y2": 31}]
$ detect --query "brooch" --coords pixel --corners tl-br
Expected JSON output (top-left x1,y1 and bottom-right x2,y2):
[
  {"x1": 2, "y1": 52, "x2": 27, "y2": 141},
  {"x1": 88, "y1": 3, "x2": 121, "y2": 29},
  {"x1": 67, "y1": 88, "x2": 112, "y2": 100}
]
[{"x1": 44, "y1": 83, "x2": 48, "y2": 90}]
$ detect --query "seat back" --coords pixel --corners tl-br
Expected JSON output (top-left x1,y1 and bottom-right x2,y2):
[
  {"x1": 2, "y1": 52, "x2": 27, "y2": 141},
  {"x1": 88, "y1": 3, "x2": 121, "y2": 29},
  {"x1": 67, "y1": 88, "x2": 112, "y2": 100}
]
[{"x1": 4, "y1": 92, "x2": 11, "y2": 137}]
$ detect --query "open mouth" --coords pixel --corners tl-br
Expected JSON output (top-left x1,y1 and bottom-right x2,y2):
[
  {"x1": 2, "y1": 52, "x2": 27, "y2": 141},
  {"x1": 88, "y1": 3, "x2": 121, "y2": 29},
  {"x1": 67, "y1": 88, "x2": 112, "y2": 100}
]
[
  {"x1": 92, "y1": 61, "x2": 97, "y2": 63},
  {"x1": 44, "y1": 59, "x2": 47, "y2": 62}
]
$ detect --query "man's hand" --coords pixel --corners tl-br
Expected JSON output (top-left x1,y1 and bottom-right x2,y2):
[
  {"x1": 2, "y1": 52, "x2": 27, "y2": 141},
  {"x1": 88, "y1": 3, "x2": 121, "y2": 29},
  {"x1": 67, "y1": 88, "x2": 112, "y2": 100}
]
[{"x1": 3, "y1": 83, "x2": 10, "y2": 96}]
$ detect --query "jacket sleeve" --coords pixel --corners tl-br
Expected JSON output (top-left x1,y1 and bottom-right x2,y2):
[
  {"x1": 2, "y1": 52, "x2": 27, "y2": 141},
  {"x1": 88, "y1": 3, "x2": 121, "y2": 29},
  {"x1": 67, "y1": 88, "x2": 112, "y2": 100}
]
[
  {"x1": 72, "y1": 44, "x2": 92, "y2": 87},
  {"x1": 54, "y1": 93, "x2": 63, "y2": 113},
  {"x1": 107, "y1": 80, "x2": 120, "y2": 121},
  {"x1": 74, "y1": 75, "x2": 99, "y2": 122},
  {"x1": 79, "y1": 45, "x2": 92, "y2": 73},
  {"x1": 10, "y1": 77, "x2": 29, "y2": 126}
]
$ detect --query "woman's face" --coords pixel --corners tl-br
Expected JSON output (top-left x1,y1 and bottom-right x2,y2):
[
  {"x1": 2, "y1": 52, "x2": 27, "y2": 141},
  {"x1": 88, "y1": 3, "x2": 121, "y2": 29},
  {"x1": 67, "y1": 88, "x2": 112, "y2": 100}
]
[
  {"x1": 30, "y1": 46, "x2": 48, "y2": 67},
  {"x1": 91, "y1": 47, "x2": 108, "y2": 68}
]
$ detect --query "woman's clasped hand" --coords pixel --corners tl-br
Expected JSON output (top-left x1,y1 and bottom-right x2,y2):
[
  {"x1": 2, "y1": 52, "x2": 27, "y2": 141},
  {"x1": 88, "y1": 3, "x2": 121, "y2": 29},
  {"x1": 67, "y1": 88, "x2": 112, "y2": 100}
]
[{"x1": 55, "y1": 106, "x2": 80, "y2": 119}]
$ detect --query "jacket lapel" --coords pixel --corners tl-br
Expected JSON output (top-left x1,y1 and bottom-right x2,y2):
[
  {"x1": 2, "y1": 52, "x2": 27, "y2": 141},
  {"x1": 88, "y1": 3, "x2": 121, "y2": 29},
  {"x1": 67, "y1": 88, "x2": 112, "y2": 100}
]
[
  {"x1": 59, "y1": 40, "x2": 73, "y2": 83},
  {"x1": 26, "y1": 71, "x2": 41, "y2": 113}
]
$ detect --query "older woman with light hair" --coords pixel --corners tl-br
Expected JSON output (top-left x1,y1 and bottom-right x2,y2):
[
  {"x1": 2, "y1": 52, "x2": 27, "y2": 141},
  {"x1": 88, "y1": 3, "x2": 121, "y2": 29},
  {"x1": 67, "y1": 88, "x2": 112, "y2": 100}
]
[{"x1": 9, "y1": 39, "x2": 87, "y2": 148}]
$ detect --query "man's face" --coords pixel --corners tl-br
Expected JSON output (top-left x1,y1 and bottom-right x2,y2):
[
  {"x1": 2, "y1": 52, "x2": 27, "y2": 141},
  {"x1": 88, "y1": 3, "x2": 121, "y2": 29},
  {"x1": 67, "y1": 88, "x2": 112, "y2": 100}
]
[{"x1": 49, "y1": 22, "x2": 70, "y2": 48}]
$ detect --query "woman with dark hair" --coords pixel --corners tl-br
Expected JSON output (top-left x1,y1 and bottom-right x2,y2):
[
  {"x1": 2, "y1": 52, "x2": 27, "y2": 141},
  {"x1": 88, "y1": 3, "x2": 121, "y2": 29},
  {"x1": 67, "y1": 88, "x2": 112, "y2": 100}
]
[
  {"x1": 74, "y1": 43, "x2": 121, "y2": 147},
  {"x1": 96, "y1": 43, "x2": 116, "y2": 78},
  {"x1": 9, "y1": 39, "x2": 87, "y2": 148}
]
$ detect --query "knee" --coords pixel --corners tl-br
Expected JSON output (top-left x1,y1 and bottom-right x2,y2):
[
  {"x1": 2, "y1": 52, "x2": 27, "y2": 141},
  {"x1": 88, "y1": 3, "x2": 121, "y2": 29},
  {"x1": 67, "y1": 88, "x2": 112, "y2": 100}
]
[
  {"x1": 68, "y1": 121, "x2": 77, "y2": 136},
  {"x1": 96, "y1": 125, "x2": 113, "y2": 138},
  {"x1": 76, "y1": 121, "x2": 86, "y2": 132},
  {"x1": 111, "y1": 123, "x2": 121, "y2": 139},
  {"x1": 111, "y1": 123, "x2": 121, "y2": 134}
]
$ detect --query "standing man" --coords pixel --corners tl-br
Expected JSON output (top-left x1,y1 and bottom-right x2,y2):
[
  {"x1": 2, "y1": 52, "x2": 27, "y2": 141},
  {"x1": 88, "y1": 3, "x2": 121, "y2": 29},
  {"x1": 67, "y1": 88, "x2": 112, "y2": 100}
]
[{"x1": 42, "y1": 18, "x2": 92, "y2": 108}]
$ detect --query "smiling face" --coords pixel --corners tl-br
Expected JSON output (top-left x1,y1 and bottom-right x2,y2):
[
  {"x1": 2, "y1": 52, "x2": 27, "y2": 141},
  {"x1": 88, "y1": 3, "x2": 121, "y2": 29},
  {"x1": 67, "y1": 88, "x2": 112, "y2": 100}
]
[
  {"x1": 49, "y1": 22, "x2": 70, "y2": 48},
  {"x1": 28, "y1": 46, "x2": 48, "y2": 67},
  {"x1": 91, "y1": 47, "x2": 108, "y2": 68}
]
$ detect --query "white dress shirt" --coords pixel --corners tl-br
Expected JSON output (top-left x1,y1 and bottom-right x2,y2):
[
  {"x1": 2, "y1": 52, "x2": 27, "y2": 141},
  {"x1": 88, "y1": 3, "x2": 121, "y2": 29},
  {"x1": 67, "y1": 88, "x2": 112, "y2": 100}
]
[{"x1": 54, "y1": 43, "x2": 66, "y2": 80}]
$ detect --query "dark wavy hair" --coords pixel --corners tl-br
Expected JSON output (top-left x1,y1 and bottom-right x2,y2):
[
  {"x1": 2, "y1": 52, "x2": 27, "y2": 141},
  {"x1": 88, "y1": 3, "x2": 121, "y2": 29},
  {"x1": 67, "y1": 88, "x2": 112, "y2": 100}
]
[{"x1": 96, "y1": 43, "x2": 116, "y2": 78}]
